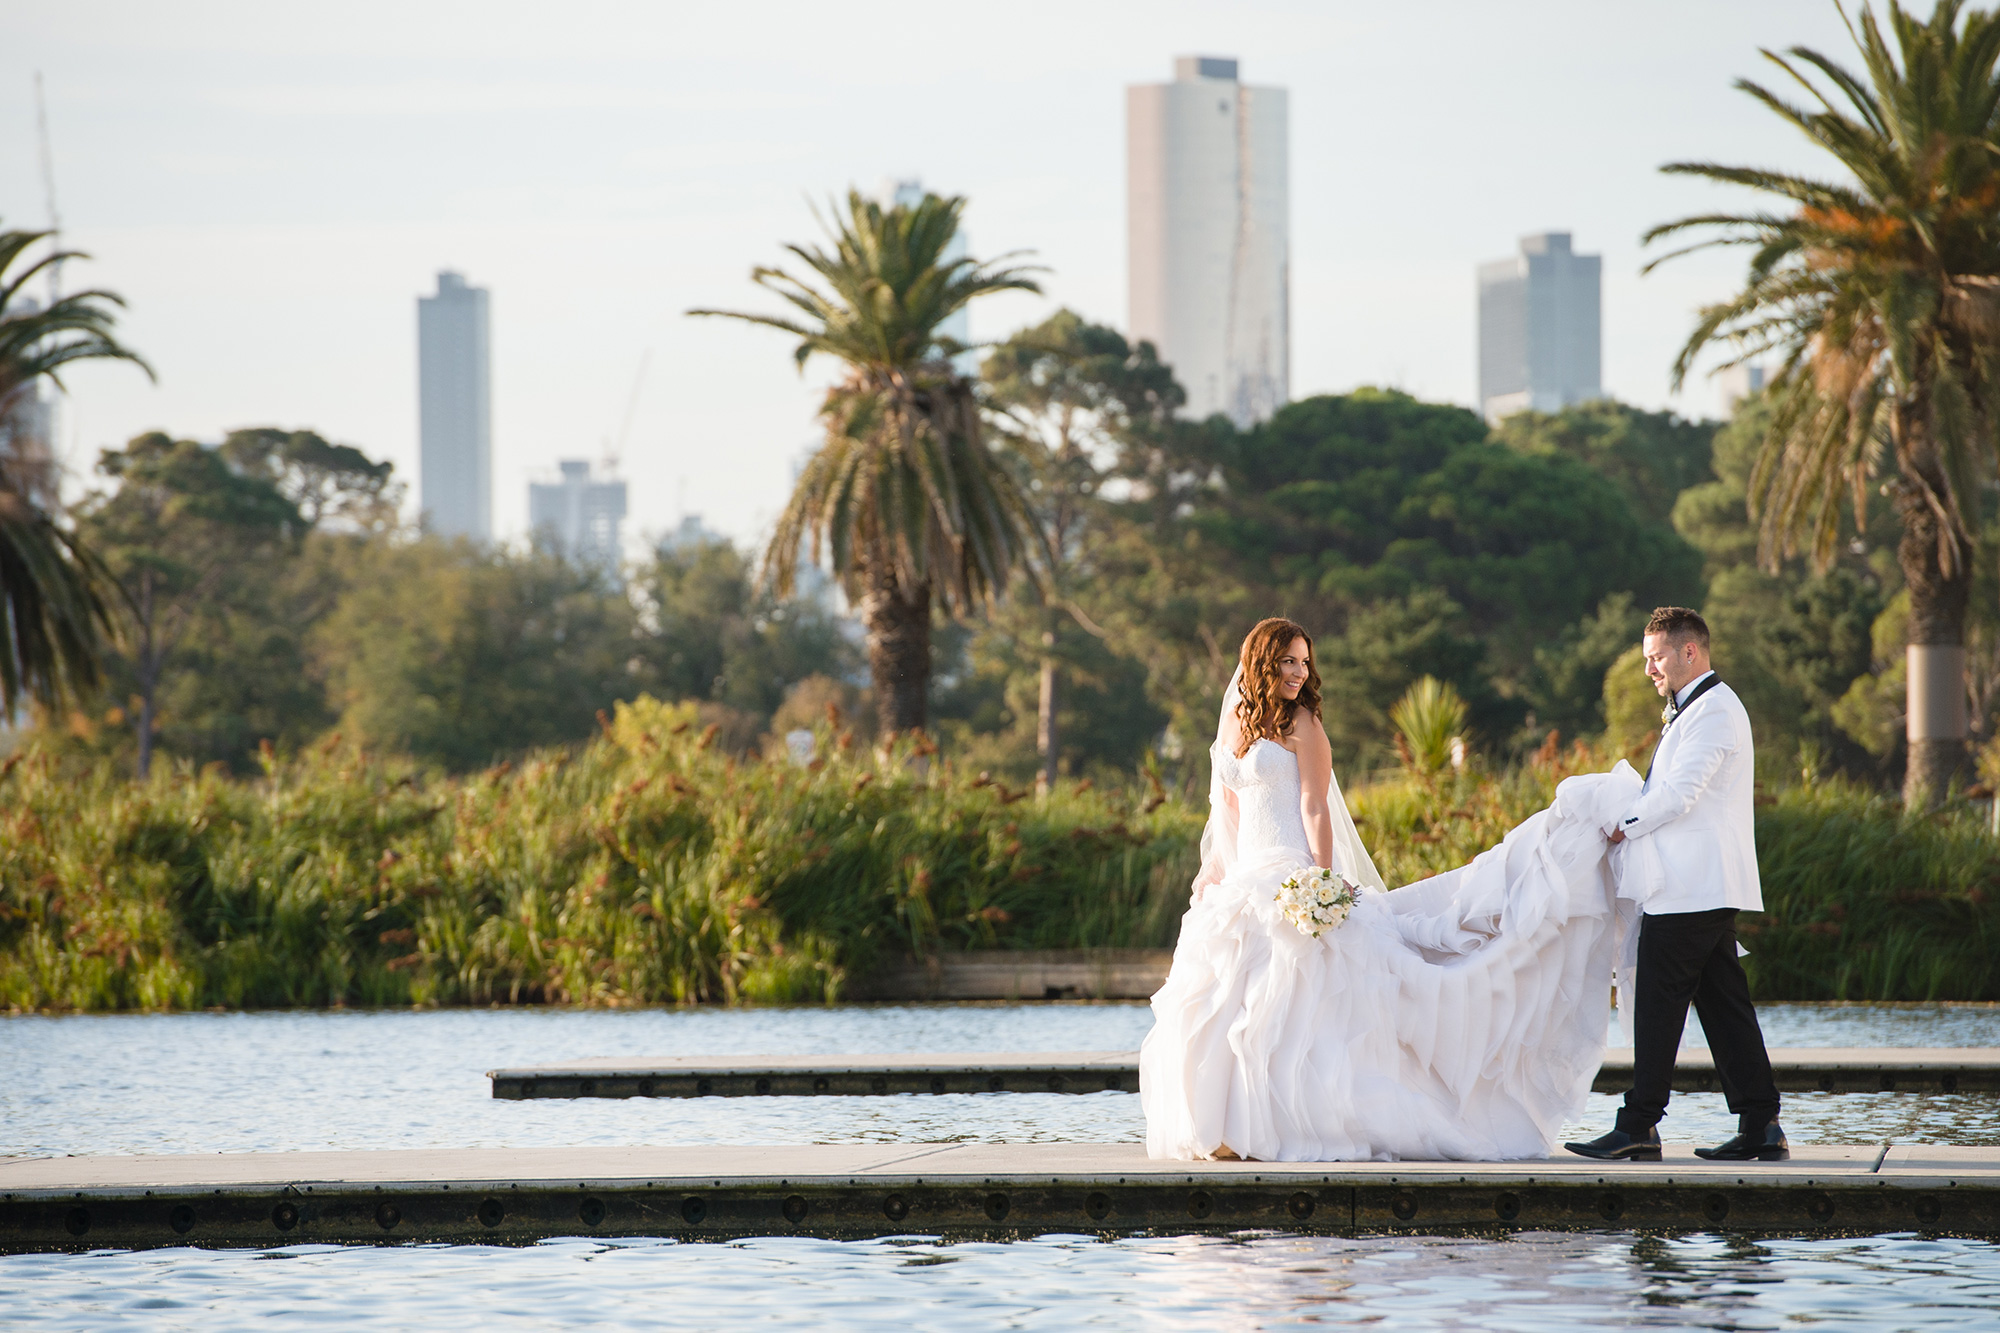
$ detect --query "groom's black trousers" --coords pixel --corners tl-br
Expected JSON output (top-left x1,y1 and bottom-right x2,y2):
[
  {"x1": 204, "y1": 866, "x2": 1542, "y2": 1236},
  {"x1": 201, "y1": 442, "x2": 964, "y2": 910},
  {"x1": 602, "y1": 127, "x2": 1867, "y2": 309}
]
[{"x1": 1616, "y1": 907, "x2": 1781, "y2": 1134}]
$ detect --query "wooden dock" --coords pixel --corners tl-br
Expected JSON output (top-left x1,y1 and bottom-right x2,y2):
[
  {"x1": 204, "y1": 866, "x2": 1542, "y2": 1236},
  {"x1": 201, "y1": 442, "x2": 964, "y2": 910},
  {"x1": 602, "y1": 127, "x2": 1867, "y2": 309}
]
[
  {"x1": 488, "y1": 1047, "x2": 2000, "y2": 1100},
  {"x1": 2, "y1": 1142, "x2": 1993, "y2": 1251}
]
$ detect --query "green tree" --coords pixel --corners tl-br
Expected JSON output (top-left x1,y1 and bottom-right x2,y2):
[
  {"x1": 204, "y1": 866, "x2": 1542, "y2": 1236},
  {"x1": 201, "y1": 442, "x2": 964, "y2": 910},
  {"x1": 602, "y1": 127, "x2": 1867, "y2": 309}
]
[
  {"x1": 929, "y1": 616, "x2": 1167, "y2": 784},
  {"x1": 0, "y1": 226, "x2": 150, "y2": 714},
  {"x1": 635, "y1": 536, "x2": 856, "y2": 721},
  {"x1": 1315, "y1": 590, "x2": 1504, "y2": 768},
  {"x1": 1646, "y1": 0, "x2": 2000, "y2": 803},
  {"x1": 1186, "y1": 390, "x2": 1703, "y2": 757},
  {"x1": 313, "y1": 538, "x2": 645, "y2": 771},
  {"x1": 691, "y1": 190, "x2": 1044, "y2": 737},
  {"x1": 77, "y1": 433, "x2": 300, "y2": 776},
  {"x1": 162, "y1": 432, "x2": 405, "y2": 771},
  {"x1": 219, "y1": 428, "x2": 399, "y2": 531},
  {"x1": 1673, "y1": 398, "x2": 1899, "y2": 775},
  {"x1": 1525, "y1": 592, "x2": 1648, "y2": 742},
  {"x1": 981, "y1": 309, "x2": 1182, "y2": 791},
  {"x1": 1204, "y1": 392, "x2": 1703, "y2": 649},
  {"x1": 1493, "y1": 400, "x2": 1717, "y2": 526},
  {"x1": 1603, "y1": 644, "x2": 1667, "y2": 755}
]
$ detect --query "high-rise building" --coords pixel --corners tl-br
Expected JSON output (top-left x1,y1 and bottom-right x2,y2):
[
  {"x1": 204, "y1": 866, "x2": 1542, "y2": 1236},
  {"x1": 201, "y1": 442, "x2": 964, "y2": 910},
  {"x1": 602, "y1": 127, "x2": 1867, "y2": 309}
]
[
  {"x1": 529, "y1": 460, "x2": 627, "y2": 568},
  {"x1": 1716, "y1": 363, "x2": 1766, "y2": 416},
  {"x1": 418, "y1": 270, "x2": 491, "y2": 539},
  {"x1": 0, "y1": 295, "x2": 59, "y2": 508},
  {"x1": 659, "y1": 513, "x2": 726, "y2": 556},
  {"x1": 1127, "y1": 56, "x2": 1290, "y2": 428},
  {"x1": 1477, "y1": 232, "x2": 1601, "y2": 422}
]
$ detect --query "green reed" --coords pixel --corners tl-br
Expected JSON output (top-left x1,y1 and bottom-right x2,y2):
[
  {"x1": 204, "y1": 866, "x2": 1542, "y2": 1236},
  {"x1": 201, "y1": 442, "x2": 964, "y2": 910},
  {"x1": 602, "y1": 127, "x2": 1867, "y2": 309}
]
[
  {"x1": 5, "y1": 711, "x2": 1994, "y2": 1010},
  {"x1": 0, "y1": 697, "x2": 1202, "y2": 1012}
]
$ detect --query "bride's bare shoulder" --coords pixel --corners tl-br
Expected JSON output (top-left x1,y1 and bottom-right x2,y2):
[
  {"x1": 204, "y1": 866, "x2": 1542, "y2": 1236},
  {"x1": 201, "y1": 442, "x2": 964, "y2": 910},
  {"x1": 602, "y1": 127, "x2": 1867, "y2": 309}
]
[{"x1": 1285, "y1": 704, "x2": 1331, "y2": 755}]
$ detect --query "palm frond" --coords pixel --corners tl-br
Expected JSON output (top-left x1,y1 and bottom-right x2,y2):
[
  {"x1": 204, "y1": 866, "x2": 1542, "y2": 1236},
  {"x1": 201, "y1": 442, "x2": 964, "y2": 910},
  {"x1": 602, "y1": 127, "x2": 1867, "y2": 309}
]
[
  {"x1": 0, "y1": 486, "x2": 119, "y2": 712},
  {"x1": 1649, "y1": 1, "x2": 2000, "y2": 577},
  {"x1": 0, "y1": 224, "x2": 143, "y2": 712}
]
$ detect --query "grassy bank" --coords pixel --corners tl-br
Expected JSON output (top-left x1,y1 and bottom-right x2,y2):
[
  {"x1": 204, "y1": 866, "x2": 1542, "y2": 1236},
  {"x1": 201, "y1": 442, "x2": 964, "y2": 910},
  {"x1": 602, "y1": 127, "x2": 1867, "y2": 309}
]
[
  {"x1": 0, "y1": 697, "x2": 1201, "y2": 1011},
  {"x1": 4, "y1": 717, "x2": 1995, "y2": 1011},
  {"x1": 1351, "y1": 742, "x2": 2000, "y2": 1002}
]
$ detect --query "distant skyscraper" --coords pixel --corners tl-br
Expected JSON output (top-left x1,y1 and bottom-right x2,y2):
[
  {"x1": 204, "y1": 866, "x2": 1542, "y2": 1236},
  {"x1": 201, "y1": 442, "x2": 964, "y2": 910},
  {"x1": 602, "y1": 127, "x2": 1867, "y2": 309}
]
[
  {"x1": 0, "y1": 295, "x2": 59, "y2": 508},
  {"x1": 1477, "y1": 232, "x2": 1601, "y2": 422},
  {"x1": 1127, "y1": 55, "x2": 1290, "y2": 427},
  {"x1": 1716, "y1": 363, "x2": 1766, "y2": 416},
  {"x1": 418, "y1": 271, "x2": 491, "y2": 539},
  {"x1": 529, "y1": 460, "x2": 627, "y2": 567},
  {"x1": 659, "y1": 512, "x2": 720, "y2": 552}
]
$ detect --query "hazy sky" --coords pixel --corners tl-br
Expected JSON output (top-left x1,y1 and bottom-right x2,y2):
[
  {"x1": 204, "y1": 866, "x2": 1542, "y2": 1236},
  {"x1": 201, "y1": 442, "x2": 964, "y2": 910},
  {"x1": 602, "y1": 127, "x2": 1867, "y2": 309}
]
[{"x1": 6, "y1": 0, "x2": 1861, "y2": 548}]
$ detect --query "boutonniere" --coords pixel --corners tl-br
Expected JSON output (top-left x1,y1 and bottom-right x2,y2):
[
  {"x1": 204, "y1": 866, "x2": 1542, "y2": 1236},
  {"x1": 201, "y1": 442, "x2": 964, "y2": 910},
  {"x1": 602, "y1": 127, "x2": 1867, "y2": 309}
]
[{"x1": 1661, "y1": 699, "x2": 1679, "y2": 727}]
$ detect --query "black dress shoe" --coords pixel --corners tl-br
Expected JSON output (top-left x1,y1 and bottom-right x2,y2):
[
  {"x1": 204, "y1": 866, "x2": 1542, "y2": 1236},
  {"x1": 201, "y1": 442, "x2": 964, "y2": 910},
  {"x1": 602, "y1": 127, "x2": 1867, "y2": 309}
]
[
  {"x1": 1563, "y1": 1126, "x2": 1662, "y2": 1161},
  {"x1": 1694, "y1": 1121, "x2": 1789, "y2": 1161}
]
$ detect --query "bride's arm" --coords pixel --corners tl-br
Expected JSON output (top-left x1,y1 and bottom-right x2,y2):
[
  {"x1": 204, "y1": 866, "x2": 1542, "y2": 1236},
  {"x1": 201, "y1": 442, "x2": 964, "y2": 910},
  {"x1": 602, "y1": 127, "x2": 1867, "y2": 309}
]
[{"x1": 1293, "y1": 710, "x2": 1336, "y2": 870}]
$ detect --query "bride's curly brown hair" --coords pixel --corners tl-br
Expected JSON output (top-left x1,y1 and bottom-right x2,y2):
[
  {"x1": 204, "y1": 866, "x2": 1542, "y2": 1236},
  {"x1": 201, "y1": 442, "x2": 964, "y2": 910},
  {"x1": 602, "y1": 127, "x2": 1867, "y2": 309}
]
[{"x1": 1234, "y1": 617, "x2": 1321, "y2": 757}]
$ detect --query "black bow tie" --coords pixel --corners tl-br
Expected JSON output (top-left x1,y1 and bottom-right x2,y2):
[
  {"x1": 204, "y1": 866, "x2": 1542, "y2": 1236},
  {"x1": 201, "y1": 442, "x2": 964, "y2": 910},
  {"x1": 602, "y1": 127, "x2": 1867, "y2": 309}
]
[{"x1": 1662, "y1": 676, "x2": 1719, "y2": 732}]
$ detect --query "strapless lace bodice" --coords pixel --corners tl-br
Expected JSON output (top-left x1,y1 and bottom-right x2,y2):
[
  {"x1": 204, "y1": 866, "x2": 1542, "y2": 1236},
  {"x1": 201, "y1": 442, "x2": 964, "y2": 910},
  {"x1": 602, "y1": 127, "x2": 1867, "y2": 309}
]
[{"x1": 1212, "y1": 738, "x2": 1311, "y2": 861}]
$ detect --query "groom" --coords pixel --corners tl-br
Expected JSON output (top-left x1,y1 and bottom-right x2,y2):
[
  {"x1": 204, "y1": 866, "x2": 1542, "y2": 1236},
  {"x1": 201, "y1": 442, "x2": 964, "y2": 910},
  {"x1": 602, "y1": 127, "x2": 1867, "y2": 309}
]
[{"x1": 1565, "y1": 607, "x2": 1786, "y2": 1163}]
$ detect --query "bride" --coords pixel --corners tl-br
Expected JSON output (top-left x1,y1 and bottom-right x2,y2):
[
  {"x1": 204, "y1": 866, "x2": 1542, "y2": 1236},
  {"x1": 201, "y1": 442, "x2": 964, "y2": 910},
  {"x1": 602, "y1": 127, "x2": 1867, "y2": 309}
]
[{"x1": 1140, "y1": 617, "x2": 1641, "y2": 1162}]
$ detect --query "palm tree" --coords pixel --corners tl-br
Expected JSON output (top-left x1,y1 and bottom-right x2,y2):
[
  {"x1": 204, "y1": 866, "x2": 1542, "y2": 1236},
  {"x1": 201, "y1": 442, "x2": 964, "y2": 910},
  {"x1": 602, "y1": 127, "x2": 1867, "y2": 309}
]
[
  {"x1": 0, "y1": 226, "x2": 150, "y2": 716},
  {"x1": 691, "y1": 190, "x2": 1044, "y2": 737},
  {"x1": 1646, "y1": 0, "x2": 2000, "y2": 805}
]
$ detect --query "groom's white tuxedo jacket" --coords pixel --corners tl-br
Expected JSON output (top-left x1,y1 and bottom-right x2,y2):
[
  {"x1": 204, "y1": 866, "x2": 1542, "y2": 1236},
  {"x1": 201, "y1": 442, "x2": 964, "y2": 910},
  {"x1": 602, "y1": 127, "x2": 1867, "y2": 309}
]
[{"x1": 1610, "y1": 674, "x2": 1763, "y2": 916}]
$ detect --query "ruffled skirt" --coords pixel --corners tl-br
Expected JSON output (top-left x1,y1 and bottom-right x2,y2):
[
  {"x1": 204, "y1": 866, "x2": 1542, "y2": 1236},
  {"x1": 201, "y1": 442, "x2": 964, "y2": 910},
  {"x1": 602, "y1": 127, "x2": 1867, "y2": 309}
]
[{"x1": 1139, "y1": 767, "x2": 1640, "y2": 1161}]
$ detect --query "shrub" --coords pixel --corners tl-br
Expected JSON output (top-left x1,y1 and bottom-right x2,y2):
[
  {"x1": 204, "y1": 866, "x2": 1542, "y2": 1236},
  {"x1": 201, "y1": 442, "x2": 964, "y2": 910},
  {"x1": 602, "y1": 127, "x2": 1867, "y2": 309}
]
[{"x1": 0, "y1": 697, "x2": 1200, "y2": 1011}]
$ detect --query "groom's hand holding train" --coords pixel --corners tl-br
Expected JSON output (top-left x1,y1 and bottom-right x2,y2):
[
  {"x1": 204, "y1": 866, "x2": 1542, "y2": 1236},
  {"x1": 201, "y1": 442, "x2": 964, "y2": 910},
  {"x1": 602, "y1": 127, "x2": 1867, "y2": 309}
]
[{"x1": 1566, "y1": 607, "x2": 1786, "y2": 1164}]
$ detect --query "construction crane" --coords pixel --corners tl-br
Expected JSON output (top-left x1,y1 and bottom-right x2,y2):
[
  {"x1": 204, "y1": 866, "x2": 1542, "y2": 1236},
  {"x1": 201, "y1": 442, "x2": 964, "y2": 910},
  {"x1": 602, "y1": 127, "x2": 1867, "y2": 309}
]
[
  {"x1": 35, "y1": 71, "x2": 63, "y2": 305},
  {"x1": 602, "y1": 349, "x2": 650, "y2": 477}
]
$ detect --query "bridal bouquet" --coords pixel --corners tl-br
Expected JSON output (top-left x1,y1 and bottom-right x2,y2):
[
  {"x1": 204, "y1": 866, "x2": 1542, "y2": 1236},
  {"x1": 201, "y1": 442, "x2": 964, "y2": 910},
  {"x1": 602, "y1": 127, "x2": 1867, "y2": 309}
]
[{"x1": 1274, "y1": 866, "x2": 1361, "y2": 938}]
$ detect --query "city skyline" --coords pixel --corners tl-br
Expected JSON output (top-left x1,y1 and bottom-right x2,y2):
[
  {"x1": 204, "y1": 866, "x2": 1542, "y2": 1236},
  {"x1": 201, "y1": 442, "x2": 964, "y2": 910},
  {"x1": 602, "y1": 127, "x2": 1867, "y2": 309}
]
[{"x1": 5, "y1": 0, "x2": 1862, "y2": 548}]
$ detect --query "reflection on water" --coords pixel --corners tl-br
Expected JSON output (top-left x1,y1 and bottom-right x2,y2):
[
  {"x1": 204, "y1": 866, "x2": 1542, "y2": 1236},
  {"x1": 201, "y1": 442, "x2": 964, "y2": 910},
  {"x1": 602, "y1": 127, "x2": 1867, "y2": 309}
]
[
  {"x1": 1, "y1": 1231, "x2": 1996, "y2": 1331},
  {"x1": 1, "y1": 1003, "x2": 1995, "y2": 1158}
]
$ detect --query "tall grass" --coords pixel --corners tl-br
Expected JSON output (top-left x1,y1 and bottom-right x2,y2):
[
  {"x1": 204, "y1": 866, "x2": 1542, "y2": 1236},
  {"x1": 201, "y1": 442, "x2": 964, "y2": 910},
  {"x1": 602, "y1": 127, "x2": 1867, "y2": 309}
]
[
  {"x1": 5, "y1": 713, "x2": 1994, "y2": 1010},
  {"x1": 0, "y1": 697, "x2": 1201, "y2": 1011}
]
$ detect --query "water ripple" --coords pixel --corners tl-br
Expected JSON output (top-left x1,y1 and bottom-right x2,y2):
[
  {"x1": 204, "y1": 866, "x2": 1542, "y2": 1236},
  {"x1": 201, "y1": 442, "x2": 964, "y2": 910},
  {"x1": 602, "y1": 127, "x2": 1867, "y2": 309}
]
[{"x1": 1, "y1": 1232, "x2": 1997, "y2": 1331}]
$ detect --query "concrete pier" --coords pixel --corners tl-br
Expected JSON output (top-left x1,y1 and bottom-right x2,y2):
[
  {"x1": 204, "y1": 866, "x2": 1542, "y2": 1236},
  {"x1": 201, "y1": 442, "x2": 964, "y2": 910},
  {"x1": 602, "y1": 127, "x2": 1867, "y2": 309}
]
[
  {"x1": 488, "y1": 1047, "x2": 2000, "y2": 1100},
  {"x1": 2, "y1": 1142, "x2": 1993, "y2": 1252}
]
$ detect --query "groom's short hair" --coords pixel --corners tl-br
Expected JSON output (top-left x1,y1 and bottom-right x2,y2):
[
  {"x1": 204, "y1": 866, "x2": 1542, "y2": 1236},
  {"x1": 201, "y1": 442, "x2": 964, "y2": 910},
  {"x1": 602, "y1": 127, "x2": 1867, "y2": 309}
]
[{"x1": 1645, "y1": 606, "x2": 1710, "y2": 649}]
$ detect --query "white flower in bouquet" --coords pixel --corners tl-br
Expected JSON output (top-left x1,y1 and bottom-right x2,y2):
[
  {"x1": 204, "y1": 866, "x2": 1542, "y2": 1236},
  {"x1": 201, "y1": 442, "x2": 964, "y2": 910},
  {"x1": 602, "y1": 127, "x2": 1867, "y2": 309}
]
[{"x1": 1274, "y1": 865, "x2": 1361, "y2": 938}]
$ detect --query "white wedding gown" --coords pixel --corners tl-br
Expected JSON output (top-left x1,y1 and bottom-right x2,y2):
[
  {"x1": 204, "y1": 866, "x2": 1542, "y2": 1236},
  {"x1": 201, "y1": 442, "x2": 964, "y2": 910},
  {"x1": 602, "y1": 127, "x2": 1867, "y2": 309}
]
[{"x1": 1139, "y1": 736, "x2": 1644, "y2": 1162}]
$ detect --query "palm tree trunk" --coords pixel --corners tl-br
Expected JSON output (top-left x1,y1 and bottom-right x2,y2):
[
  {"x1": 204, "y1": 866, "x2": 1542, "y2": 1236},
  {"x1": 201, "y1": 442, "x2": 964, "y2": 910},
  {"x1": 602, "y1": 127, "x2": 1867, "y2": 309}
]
[
  {"x1": 1036, "y1": 626, "x2": 1058, "y2": 797},
  {"x1": 862, "y1": 563, "x2": 931, "y2": 737},
  {"x1": 1897, "y1": 435, "x2": 1973, "y2": 809}
]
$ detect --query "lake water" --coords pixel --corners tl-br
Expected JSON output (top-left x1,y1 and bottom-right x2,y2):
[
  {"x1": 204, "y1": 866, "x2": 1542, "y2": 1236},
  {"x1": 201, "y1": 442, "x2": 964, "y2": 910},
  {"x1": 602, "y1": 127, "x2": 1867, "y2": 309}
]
[
  {"x1": 3, "y1": 1002, "x2": 1997, "y2": 1329},
  {"x1": 4, "y1": 1002, "x2": 1996, "y2": 1158}
]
